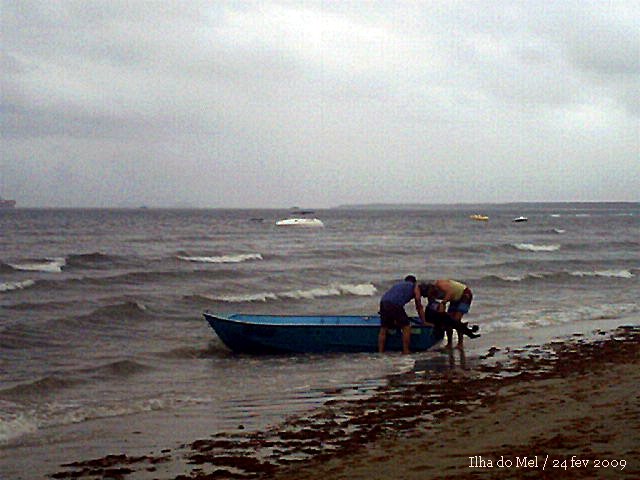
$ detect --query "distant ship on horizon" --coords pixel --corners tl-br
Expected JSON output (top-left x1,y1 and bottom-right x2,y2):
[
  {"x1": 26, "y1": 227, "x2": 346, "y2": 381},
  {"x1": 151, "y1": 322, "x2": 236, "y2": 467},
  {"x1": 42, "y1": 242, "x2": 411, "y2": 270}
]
[{"x1": 0, "y1": 196, "x2": 16, "y2": 208}]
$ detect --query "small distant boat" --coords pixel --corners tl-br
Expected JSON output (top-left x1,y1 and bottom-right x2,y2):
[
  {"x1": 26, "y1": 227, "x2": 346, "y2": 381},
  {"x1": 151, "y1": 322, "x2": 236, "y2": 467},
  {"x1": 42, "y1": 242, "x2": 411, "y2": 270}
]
[
  {"x1": 276, "y1": 218, "x2": 324, "y2": 227},
  {"x1": 204, "y1": 313, "x2": 444, "y2": 353},
  {"x1": 470, "y1": 214, "x2": 489, "y2": 221},
  {"x1": 513, "y1": 216, "x2": 528, "y2": 223}
]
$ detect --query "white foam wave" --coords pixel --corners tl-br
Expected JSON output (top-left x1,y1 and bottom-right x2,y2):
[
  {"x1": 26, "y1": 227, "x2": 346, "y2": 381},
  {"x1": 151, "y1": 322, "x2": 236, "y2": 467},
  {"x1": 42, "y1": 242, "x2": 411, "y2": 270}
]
[
  {"x1": 570, "y1": 269, "x2": 634, "y2": 279},
  {"x1": 134, "y1": 301, "x2": 148, "y2": 311},
  {"x1": 0, "y1": 415, "x2": 39, "y2": 444},
  {"x1": 0, "y1": 279, "x2": 36, "y2": 293},
  {"x1": 282, "y1": 283, "x2": 378, "y2": 300},
  {"x1": 0, "y1": 395, "x2": 214, "y2": 444},
  {"x1": 177, "y1": 253, "x2": 263, "y2": 263},
  {"x1": 336, "y1": 283, "x2": 378, "y2": 296},
  {"x1": 204, "y1": 292, "x2": 279, "y2": 303},
  {"x1": 8, "y1": 258, "x2": 66, "y2": 273},
  {"x1": 494, "y1": 273, "x2": 546, "y2": 282},
  {"x1": 480, "y1": 302, "x2": 639, "y2": 334},
  {"x1": 211, "y1": 283, "x2": 377, "y2": 303},
  {"x1": 553, "y1": 228, "x2": 566, "y2": 234},
  {"x1": 281, "y1": 286, "x2": 343, "y2": 300},
  {"x1": 512, "y1": 243, "x2": 560, "y2": 252},
  {"x1": 491, "y1": 269, "x2": 633, "y2": 283},
  {"x1": 498, "y1": 275, "x2": 527, "y2": 282}
]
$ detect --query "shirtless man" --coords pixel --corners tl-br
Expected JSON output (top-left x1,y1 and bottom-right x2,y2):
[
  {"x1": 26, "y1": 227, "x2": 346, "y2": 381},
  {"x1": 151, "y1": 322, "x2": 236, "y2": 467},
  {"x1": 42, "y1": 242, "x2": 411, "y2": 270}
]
[{"x1": 426, "y1": 280, "x2": 478, "y2": 349}]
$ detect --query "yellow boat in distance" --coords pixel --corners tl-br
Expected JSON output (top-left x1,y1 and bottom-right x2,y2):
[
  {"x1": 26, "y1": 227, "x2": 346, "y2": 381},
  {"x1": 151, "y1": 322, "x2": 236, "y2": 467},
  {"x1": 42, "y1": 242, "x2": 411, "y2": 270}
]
[{"x1": 470, "y1": 214, "x2": 489, "y2": 221}]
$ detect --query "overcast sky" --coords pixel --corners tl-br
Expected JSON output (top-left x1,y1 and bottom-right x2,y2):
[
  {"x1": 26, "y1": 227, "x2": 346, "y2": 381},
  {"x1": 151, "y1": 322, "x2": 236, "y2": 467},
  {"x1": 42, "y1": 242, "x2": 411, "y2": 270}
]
[{"x1": 1, "y1": 1, "x2": 639, "y2": 207}]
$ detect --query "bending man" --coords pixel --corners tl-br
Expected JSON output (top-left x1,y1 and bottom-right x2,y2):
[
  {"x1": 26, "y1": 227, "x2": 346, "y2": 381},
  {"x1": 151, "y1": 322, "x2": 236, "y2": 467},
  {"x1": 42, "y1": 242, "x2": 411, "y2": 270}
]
[
  {"x1": 426, "y1": 279, "x2": 477, "y2": 349},
  {"x1": 378, "y1": 275, "x2": 428, "y2": 354}
]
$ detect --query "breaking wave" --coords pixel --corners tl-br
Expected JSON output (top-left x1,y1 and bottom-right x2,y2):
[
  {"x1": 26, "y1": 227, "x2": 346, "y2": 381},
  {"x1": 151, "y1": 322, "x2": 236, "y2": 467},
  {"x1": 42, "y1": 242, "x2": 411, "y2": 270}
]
[
  {"x1": 204, "y1": 292, "x2": 278, "y2": 303},
  {"x1": 478, "y1": 269, "x2": 635, "y2": 285},
  {"x1": 482, "y1": 302, "x2": 640, "y2": 333},
  {"x1": 2, "y1": 253, "x2": 128, "y2": 275},
  {"x1": 6, "y1": 258, "x2": 66, "y2": 273},
  {"x1": 512, "y1": 243, "x2": 561, "y2": 252},
  {"x1": 0, "y1": 393, "x2": 212, "y2": 444},
  {"x1": 201, "y1": 283, "x2": 378, "y2": 303},
  {"x1": 177, "y1": 253, "x2": 263, "y2": 263},
  {"x1": 480, "y1": 273, "x2": 549, "y2": 283},
  {"x1": 0, "y1": 280, "x2": 36, "y2": 293},
  {"x1": 570, "y1": 269, "x2": 634, "y2": 279}
]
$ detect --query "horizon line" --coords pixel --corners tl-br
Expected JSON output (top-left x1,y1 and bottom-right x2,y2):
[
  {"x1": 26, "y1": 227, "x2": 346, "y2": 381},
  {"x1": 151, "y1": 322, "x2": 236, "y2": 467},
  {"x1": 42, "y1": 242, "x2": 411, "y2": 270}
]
[{"x1": 3, "y1": 200, "x2": 639, "y2": 210}]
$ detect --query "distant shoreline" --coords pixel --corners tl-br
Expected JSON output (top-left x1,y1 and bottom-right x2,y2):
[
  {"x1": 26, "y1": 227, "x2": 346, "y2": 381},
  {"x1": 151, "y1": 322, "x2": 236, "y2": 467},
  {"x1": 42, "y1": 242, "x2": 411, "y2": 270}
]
[
  {"x1": 333, "y1": 201, "x2": 640, "y2": 210},
  {"x1": 2, "y1": 201, "x2": 638, "y2": 211}
]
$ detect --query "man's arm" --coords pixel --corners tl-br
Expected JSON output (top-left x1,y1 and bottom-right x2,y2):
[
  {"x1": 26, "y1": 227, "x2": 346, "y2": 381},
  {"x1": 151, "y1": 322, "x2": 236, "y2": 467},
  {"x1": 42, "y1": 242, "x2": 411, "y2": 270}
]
[{"x1": 414, "y1": 286, "x2": 425, "y2": 324}]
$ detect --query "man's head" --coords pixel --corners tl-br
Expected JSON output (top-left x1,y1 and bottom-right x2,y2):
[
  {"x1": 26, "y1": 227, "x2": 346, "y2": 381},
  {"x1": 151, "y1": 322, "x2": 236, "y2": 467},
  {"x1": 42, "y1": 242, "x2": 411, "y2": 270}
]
[{"x1": 404, "y1": 274, "x2": 417, "y2": 283}]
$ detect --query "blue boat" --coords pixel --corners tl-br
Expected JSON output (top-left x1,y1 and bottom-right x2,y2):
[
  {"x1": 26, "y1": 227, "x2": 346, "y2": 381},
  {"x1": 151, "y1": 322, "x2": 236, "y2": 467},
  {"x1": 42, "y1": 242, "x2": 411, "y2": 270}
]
[{"x1": 203, "y1": 312, "x2": 444, "y2": 354}]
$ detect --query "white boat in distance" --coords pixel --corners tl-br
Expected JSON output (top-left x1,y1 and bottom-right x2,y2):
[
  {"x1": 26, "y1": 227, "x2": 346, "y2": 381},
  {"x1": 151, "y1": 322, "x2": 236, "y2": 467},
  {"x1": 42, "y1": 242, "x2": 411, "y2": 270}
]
[
  {"x1": 275, "y1": 218, "x2": 324, "y2": 227},
  {"x1": 513, "y1": 216, "x2": 528, "y2": 222}
]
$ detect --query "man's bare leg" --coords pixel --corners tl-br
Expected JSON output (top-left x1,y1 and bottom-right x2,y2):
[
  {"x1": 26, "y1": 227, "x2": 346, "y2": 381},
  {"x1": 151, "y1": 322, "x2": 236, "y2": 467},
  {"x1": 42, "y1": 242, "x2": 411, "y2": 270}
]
[
  {"x1": 401, "y1": 325, "x2": 411, "y2": 354},
  {"x1": 378, "y1": 328, "x2": 388, "y2": 353},
  {"x1": 451, "y1": 312, "x2": 465, "y2": 349},
  {"x1": 444, "y1": 328, "x2": 453, "y2": 349}
]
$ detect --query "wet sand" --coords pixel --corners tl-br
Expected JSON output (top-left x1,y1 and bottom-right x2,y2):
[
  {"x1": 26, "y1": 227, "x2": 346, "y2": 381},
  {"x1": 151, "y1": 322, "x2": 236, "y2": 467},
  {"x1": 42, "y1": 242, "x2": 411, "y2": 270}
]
[
  {"x1": 275, "y1": 331, "x2": 640, "y2": 480},
  {"x1": 49, "y1": 325, "x2": 639, "y2": 479}
]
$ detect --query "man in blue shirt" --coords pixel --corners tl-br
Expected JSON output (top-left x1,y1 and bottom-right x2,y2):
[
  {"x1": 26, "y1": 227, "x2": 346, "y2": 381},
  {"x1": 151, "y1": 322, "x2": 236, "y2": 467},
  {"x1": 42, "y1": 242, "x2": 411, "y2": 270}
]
[{"x1": 378, "y1": 275, "x2": 428, "y2": 354}]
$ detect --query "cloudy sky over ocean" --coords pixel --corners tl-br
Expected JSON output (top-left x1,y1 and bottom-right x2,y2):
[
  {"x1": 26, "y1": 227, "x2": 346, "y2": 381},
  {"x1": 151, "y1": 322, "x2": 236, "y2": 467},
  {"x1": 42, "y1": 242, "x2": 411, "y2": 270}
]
[{"x1": 2, "y1": 1, "x2": 638, "y2": 207}]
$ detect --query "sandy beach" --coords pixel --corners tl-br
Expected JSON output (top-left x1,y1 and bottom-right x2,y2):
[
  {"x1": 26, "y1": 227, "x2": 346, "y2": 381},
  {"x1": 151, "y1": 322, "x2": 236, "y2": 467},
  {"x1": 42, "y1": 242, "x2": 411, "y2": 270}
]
[
  {"x1": 47, "y1": 324, "x2": 639, "y2": 480},
  {"x1": 275, "y1": 328, "x2": 640, "y2": 480}
]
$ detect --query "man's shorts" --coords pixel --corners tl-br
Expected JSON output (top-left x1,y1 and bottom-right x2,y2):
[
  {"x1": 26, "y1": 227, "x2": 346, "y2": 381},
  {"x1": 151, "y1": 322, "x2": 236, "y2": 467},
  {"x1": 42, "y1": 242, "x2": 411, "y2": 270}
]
[
  {"x1": 379, "y1": 301, "x2": 410, "y2": 329},
  {"x1": 448, "y1": 287, "x2": 473, "y2": 314}
]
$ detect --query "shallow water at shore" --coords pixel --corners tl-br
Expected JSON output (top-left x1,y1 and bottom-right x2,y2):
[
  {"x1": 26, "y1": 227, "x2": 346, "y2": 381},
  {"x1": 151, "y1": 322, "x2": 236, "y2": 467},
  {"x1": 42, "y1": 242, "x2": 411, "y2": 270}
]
[{"x1": 2, "y1": 316, "x2": 636, "y2": 479}]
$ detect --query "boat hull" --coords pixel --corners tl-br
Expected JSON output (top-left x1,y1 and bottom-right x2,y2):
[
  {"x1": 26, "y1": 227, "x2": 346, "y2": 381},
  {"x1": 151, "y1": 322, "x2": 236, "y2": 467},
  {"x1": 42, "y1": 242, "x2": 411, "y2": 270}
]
[{"x1": 204, "y1": 313, "x2": 444, "y2": 354}]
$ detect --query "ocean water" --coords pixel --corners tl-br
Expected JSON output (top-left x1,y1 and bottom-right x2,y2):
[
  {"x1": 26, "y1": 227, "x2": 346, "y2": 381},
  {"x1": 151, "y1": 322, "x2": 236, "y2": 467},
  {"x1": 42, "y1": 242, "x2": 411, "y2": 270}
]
[{"x1": 1, "y1": 204, "x2": 639, "y2": 477}]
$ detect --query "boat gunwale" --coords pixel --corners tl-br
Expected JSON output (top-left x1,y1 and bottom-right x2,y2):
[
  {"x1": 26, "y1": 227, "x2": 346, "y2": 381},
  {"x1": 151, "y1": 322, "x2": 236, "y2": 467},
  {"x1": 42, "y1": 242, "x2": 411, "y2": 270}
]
[{"x1": 203, "y1": 312, "x2": 429, "y2": 329}]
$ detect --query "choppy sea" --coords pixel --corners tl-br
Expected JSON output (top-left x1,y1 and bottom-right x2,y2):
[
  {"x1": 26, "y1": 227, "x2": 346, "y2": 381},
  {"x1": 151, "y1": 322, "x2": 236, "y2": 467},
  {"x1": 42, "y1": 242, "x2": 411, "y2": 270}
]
[{"x1": 1, "y1": 204, "x2": 638, "y2": 478}]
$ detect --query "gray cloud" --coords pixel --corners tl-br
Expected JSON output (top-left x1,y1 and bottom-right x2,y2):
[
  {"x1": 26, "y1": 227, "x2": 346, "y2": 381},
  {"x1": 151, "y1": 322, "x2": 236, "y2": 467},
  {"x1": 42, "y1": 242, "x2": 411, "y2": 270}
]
[{"x1": 1, "y1": 0, "x2": 638, "y2": 207}]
